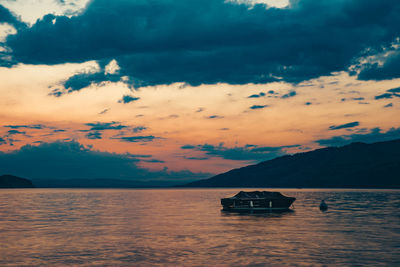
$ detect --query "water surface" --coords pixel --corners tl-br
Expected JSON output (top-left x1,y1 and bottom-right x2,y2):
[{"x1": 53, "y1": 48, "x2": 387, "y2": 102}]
[{"x1": 0, "y1": 189, "x2": 399, "y2": 266}]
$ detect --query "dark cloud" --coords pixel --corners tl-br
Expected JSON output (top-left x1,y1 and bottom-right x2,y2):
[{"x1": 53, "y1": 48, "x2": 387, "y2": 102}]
[
  {"x1": 249, "y1": 104, "x2": 268, "y2": 110},
  {"x1": 125, "y1": 153, "x2": 152, "y2": 159},
  {"x1": 48, "y1": 88, "x2": 63, "y2": 97},
  {"x1": 85, "y1": 121, "x2": 126, "y2": 131},
  {"x1": 374, "y1": 87, "x2": 400, "y2": 100},
  {"x1": 207, "y1": 115, "x2": 223, "y2": 119},
  {"x1": 0, "y1": 140, "x2": 211, "y2": 181},
  {"x1": 4, "y1": 124, "x2": 45, "y2": 129},
  {"x1": 99, "y1": 108, "x2": 109, "y2": 115},
  {"x1": 329, "y1": 121, "x2": 359, "y2": 130},
  {"x1": 86, "y1": 131, "x2": 102, "y2": 139},
  {"x1": 281, "y1": 90, "x2": 297, "y2": 99},
  {"x1": 305, "y1": 102, "x2": 312, "y2": 105},
  {"x1": 143, "y1": 159, "x2": 165, "y2": 163},
  {"x1": 384, "y1": 103, "x2": 393, "y2": 108},
  {"x1": 358, "y1": 51, "x2": 400, "y2": 81},
  {"x1": 181, "y1": 145, "x2": 196, "y2": 149},
  {"x1": 342, "y1": 97, "x2": 365, "y2": 101},
  {"x1": 316, "y1": 127, "x2": 400, "y2": 147},
  {"x1": 0, "y1": 5, "x2": 26, "y2": 32},
  {"x1": 248, "y1": 92, "x2": 265, "y2": 98},
  {"x1": 5, "y1": 138, "x2": 18, "y2": 146},
  {"x1": 65, "y1": 70, "x2": 118, "y2": 92},
  {"x1": 375, "y1": 93, "x2": 394, "y2": 100},
  {"x1": 387, "y1": 87, "x2": 400, "y2": 93},
  {"x1": 3, "y1": 0, "x2": 400, "y2": 87},
  {"x1": 181, "y1": 143, "x2": 300, "y2": 161},
  {"x1": 184, "y1": 156, "x2": 210, "y2": 160},
  {"x1": 0, "y1": 128, "x2": 28, "y2": 146},
  {"x1": 113, "y1": 135, "x2": 156, "y2": 143},
  {"x1": 132, "y1": 126, "x2": 146, "y2": 133},
  {"x1": 48, "y1": 66, "x2": 122, "y2": 96},
  {"x1": 0, "y1": 5, "x2": 17, "y2": 25},
  {"x1": 118, "y1": 95, "x2": 140, "y2": 104},
  {"x1": 7, "y1": 130, "x2": 26, "y2": 135},
  {"x1": 248, "y1": 94, "x2": 260, "y2": 98}
]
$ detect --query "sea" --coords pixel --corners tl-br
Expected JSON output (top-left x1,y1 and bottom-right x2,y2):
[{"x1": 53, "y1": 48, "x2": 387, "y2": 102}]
[{"x1": 0, "y1": 189, "x2": 399, "y2": 266}]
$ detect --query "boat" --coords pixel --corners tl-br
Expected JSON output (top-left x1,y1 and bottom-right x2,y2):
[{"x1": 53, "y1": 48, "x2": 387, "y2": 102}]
[
  {"x1": 319, "y1": 200, "x2": 328, "y2": 211},
  {"x1": 221, "y1": 191, "x2": 296, "y2": 212}
]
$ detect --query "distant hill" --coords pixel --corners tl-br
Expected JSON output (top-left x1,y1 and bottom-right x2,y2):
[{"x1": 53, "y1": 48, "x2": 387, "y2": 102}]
[
  {"x1": 182, "y1": 139, "x2": 400, "y2": 188},
  {"x1": 0, "y1": 175, "x2": 35, "y2": 188}
]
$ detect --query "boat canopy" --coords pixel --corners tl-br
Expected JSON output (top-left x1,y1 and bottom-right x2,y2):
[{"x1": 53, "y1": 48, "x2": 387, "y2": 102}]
[{"x1": 229, "y1": 191, "x2": 287, "y2": 200}]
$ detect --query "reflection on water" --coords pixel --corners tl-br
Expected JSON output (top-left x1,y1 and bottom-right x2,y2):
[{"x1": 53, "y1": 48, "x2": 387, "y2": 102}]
[{"x1": 0, "y1": 189, "x2": 399, "y2": 266}]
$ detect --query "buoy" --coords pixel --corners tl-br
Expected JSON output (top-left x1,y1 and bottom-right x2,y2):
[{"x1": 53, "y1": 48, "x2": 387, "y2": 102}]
[{"x1": 320, "y1": 200, "x2": 328, "y2": 211}]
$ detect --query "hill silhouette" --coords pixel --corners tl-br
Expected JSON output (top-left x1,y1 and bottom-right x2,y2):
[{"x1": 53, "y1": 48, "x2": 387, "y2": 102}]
[
  {"x1": 183, "y1": 139, "x2": 400, "y2": 188},
  {"x1": 0, "y1": 175, "x2": 35, "y2": 188}
]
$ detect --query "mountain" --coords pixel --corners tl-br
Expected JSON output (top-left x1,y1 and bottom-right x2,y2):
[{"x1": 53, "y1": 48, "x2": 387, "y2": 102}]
[
  {"x1": 0, "y1": 175, "x2": 35, "y2": 188},
  {"x1": 182, "y1": 139, "x2": 400, "y2": 188}
]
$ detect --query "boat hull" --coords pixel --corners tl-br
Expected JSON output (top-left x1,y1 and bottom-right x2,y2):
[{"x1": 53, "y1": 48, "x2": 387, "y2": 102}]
[{"x1": 222, "y1": 207, "x2": 293, "y2": 212}]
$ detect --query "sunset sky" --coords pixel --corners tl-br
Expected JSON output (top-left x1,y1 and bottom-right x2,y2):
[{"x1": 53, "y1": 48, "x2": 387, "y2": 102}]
[{"x1": 0, "y1": 0, "x2": 399, "y2": 183}]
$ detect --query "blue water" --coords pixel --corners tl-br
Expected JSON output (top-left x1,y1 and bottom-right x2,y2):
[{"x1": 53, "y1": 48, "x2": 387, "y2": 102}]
[{"x1": 0, "y1": 189, "x2": 399, "y2": 266}]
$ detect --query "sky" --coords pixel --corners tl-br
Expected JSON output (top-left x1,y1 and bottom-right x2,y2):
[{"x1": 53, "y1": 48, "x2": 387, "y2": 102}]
[{"x1": 0, "y1": 0, "x2": 400, "y2": 183}]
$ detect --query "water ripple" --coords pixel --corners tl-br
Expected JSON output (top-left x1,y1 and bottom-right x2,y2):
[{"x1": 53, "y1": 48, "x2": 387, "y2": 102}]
[{"x1": 0, "y1": 188, "x2": 399, "y2": 266}]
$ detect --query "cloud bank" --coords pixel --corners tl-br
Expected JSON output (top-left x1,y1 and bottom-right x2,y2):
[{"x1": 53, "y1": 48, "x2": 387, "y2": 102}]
[
  {"x1": 1, "y1": 0, "x2": 400, "y2": 90},
  {"x1": 0, "y1": 140, "x2": 210, "y2": 181},
  {"x1": 316, "y1": 127, "x2": 400, "y2": 147},
  {"x1": 181, "y1": 143, "x2": 299, "y2": 162},
  {"x1": 329, "y1": 121, "x2": 359, "y2": 130}
]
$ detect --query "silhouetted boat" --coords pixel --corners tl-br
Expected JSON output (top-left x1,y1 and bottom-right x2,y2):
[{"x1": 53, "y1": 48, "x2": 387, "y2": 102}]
[
  {"x1": 221, "y1": 191, "x2": 296, "y2": 212},
  {"x1": 320, "y1": 200, "x2": 328, "y2": 211}
]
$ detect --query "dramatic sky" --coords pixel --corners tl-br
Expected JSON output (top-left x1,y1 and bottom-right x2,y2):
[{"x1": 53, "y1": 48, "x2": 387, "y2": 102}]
[{"x1": 0, "y1": 0, "x2": 400, "y2": 182}]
